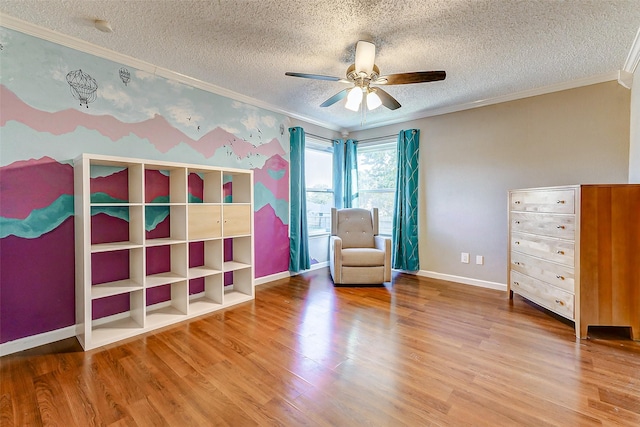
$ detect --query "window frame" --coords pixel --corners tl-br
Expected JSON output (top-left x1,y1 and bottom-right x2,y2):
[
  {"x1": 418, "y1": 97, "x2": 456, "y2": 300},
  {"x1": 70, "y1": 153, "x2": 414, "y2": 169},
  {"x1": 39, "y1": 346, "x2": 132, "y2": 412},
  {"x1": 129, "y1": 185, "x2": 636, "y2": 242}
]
[
  {"x1": 356, "y1": 138, "x2": 397, "y2": 237},
  {"x1": 304, "y1": 137, "x2": 334, "y2": 237}
]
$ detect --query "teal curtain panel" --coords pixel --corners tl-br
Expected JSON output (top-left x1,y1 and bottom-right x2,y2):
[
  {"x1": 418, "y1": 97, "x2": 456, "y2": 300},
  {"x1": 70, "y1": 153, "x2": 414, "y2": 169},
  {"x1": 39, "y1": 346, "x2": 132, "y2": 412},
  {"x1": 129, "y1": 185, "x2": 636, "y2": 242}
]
[
  {"x1": 289, "y1": 127, "x2": 310, "y2": 272},
  {"x1": 392, "y1": 129, "x2": 420, "y2": 271}
]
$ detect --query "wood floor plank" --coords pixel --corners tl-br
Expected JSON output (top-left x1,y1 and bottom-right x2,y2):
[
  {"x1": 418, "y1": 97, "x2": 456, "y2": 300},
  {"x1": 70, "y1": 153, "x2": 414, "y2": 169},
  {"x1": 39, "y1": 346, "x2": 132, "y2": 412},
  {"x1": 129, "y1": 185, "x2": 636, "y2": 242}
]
[{"x1": 2, "y1": 268, "x2": 640, "y2": 426}]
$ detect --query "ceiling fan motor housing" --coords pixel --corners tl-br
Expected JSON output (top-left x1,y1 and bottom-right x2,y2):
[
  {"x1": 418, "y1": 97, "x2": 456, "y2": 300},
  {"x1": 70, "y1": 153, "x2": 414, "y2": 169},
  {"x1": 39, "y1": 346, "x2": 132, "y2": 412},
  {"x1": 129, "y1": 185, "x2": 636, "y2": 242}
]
[{"x1": 346, "y1": 64, "x2": 380, "y2": 85}]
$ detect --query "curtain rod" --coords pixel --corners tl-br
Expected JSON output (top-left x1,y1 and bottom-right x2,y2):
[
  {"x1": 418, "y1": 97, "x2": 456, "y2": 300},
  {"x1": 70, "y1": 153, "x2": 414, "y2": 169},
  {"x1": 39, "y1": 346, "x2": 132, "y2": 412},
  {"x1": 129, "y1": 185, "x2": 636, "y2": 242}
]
[
  {"x1": 305, "y1": 132, "x2": 403, "y2": 143},
  {"x1": 305, "y1": 132, "x2": 334, "y2": 143},
  {"x1": 357, "y1": 134, "x2": 398, "y2": 143}
]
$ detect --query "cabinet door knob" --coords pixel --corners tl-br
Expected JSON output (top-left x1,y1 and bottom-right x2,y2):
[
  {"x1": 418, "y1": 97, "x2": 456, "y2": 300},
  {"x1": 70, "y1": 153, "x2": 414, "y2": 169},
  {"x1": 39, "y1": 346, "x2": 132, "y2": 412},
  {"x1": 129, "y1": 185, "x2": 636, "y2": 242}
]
[
  {"x1": 556, "y1": 200, "x2": 565, "y2": 204},
  {"x1": 556, "y1": 250, "x2": 564, "y2": 255},
  {"x1": 556, "y1": 275, "x2": 565, "y2": 280},
  {"x1": 556, "y1": 225, "x2": 565, "y2": 229}
]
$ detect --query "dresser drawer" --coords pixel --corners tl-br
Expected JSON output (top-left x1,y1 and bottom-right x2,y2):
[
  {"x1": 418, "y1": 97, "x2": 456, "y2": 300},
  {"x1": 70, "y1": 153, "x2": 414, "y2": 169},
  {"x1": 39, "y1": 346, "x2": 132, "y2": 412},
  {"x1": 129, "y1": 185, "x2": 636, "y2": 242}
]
[
  {"x1": 511, "y1": 212, "x2": 576, "y2": 240},
  {"x1": 510, "y1": 252, "x2": 575, "y2": 293},
  {"x1": 510, "y1": 189, "x2": 575, "y2": 214},
  {"x1": 510, "y1": 271, "x2": 574, "y2": 319},
  {"x1": 511, "y1": 232, "x2": 574, "y2": 267}
]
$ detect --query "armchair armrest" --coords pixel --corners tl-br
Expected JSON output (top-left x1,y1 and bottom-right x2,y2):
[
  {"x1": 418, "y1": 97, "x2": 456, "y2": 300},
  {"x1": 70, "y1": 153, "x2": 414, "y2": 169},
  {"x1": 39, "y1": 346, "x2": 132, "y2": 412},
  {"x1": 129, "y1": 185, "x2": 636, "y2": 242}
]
[
  {"x1": 374, "y1": 235, "x2": 392, "y2": 282},
  {"x1": 329, "y1": 236, "x2": 343, "y2": 283}
]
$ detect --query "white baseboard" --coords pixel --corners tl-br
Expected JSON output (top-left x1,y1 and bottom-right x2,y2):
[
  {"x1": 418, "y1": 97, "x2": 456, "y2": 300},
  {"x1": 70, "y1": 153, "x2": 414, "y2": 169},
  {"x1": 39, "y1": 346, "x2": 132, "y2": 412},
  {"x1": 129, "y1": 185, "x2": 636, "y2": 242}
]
[
  {"x1": 255, "y1": 271, "x2": 291, "y2": 286},
  {"x1": 417, "y1": 270, "x2": 507, "y2": 291},
  {"x1": 0, "y1": 325, "x2": 77, "y2": 356},
  {"x1": 308, "y1": 261, "x2": 329, "y2": 271}
]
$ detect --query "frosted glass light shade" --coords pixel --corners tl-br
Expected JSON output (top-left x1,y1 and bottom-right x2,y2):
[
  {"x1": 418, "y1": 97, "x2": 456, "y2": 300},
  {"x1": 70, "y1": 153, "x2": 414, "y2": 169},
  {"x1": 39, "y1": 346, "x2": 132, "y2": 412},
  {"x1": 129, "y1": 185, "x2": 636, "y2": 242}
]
[
  {"x1": 367, "y1": 91, "x2": 382, "y2": 110},
  {"x1": 355, "y1": 41, "x2": 375, "y2": 75},
  {"x1": 345, "y1": 87, "x2": 363, "y2": 111}
]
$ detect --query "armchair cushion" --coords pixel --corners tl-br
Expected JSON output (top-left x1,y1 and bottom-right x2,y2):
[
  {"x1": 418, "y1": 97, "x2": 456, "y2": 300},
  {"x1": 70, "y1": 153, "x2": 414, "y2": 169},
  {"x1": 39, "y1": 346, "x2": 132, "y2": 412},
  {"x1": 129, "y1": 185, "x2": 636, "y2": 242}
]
[
  {"x1": 333, "y1": 208, "x2": 375, "y2": 248},
  {"x1": 341, "y1": 248, "x2": 386, "y2": 266}
]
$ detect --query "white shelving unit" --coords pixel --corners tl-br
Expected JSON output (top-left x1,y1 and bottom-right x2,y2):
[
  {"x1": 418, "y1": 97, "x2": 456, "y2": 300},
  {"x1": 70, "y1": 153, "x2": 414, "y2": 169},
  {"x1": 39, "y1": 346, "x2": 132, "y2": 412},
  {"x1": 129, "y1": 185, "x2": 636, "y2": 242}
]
[{"x1": 74, "y1": 153, "x2": 254, "y2": 350}]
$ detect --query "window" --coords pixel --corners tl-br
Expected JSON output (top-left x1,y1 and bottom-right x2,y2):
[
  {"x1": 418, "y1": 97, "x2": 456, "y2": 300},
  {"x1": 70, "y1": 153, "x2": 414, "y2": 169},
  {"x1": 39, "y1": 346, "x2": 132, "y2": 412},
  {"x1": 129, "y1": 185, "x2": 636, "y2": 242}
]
[
  {"x1": 357, "y1": 141, "x2": 397, "y2": 236},
  {"x1": 305, "y1": 139, "x2": 333, "y2": 235}
]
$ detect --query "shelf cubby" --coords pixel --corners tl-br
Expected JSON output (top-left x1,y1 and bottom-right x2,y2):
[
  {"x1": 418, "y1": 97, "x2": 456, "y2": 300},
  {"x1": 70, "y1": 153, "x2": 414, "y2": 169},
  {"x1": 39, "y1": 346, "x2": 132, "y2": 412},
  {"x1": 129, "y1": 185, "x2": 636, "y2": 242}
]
[
  {"x1": 188, "y1": 240, "x2": 223, "y2": 279},
  {"x1": 222, "y1": 236, "x2": 253, "y2": 302},
  {"x1": 90, "y1": 289, "x2": 144, "y2": 346},
  {"x1": 223, "y1": 172, "x2": 252, "y2": 203},
  {"x1": 145, "y1": 205, "x2": 187, "y2": 245},
  {"x1": 145, "y1": 166, "x2": 187, "y2": 204},
  {"x1": 90, "y1": 205, "x2": 144, "y2": 250},
  {"x1": 89, "y1": 161, "x2": 143, "y2": 205},
  {"x1": 189, "y1": 169, "x2": 222, "y2": 203},
  {"x1": 91, "y1": 248, "x2": 143, "y2": 299},
  {"x1": 189, "y1": 275, "x2": 223, "y2": 314},
  {"x1": 145, "y1": 281, "x2": 188, "y2": 328},
  {"x1": 223, "y1": 269, "x2": 254, "y2": 304},
  {"x1": 145, "y1": 244, "x2": 187, "y2": 287}
]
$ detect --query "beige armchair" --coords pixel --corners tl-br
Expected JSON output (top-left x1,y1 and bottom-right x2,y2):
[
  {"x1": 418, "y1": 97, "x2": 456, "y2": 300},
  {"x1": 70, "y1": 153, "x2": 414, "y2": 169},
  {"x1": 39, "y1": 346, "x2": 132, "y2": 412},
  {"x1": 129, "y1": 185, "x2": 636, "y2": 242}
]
[{"x1": 329, "y1": 208, "x2": 392, "y2": 285}]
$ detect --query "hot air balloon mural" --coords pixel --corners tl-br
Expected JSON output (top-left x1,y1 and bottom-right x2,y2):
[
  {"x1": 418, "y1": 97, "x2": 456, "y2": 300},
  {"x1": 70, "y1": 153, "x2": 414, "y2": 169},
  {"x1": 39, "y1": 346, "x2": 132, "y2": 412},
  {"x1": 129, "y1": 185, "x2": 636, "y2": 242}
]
[
  {"x1": 119, "y1": 67, "x2": 130, "y2": 86},
  {"x1": 66, "y1": 69, "x2": 98, "y2": 108}
]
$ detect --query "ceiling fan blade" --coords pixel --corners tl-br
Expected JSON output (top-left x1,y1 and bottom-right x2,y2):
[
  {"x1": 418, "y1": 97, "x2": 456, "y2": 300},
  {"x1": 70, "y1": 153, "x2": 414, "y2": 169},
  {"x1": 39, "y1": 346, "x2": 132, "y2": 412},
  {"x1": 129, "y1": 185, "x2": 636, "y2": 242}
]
[
  {"x1": 355, "y1": 40, "x2": 375, "y2": 75},
  {"x1": 378, "y1": 71, "x2": 446, "y2": 85},
  {"x1": 285, "y1": 72, "x2": 343, "y2": 82},
  {"x1": 320, "y1": 88, "x2": 350, "y2": 107},
  {"x1": 374, "y1": 88, "x2": 401, "y2": 110}
]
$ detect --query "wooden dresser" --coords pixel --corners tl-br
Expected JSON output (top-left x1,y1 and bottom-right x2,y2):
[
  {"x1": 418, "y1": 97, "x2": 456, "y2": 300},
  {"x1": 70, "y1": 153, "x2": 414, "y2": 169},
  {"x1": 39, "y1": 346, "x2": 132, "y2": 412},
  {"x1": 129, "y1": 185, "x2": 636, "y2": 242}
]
[{"x1": 507, "y1": 185, "x2": 640, "y2": 340}]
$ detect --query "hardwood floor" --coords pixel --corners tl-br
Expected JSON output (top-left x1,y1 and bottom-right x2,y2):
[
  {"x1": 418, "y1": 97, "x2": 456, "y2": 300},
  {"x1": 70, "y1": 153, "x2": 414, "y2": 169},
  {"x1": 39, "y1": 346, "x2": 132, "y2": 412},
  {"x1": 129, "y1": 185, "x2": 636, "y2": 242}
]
[{"x1": 2, "y1": 269, "x2": 640, "y2": 426}]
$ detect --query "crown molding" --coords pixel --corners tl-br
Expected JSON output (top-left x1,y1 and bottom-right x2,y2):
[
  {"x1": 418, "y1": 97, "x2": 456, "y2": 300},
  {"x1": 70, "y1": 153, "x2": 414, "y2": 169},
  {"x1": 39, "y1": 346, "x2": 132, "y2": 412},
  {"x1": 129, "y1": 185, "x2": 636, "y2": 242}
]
[
  {"x1": 346, "y1": 72, "x2": 619, "y2": 132},
  {"x1": 623, "y1": 26, "x2": 640, "y2": 74},
  {"x1": 0, "y1": 13, "x2": 341, "y2": 132},
  {"x1": 0, "y1": 13, "x2": 629, "y2": 133}
]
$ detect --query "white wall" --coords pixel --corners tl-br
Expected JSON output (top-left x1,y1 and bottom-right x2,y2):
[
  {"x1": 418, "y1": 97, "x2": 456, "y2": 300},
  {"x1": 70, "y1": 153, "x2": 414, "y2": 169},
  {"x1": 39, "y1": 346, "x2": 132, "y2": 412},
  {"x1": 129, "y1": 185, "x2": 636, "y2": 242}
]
[{"x1": 352, "y1": 82, "x2": 630, "y2": 286}]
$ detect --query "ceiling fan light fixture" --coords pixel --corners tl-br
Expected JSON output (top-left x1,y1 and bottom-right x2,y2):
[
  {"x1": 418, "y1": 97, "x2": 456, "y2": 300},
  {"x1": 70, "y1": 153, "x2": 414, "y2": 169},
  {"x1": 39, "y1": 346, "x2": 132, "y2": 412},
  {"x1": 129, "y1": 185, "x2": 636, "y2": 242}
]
[
  {"x1": 345, "y1": 87, "x2": 363, "y2": 111},
  {"x1": 355, "y1": 40, "x2": 375, "y2": 75},
  {"x1": 366, "y1": 90, "x2": 382, "y2": 110}
]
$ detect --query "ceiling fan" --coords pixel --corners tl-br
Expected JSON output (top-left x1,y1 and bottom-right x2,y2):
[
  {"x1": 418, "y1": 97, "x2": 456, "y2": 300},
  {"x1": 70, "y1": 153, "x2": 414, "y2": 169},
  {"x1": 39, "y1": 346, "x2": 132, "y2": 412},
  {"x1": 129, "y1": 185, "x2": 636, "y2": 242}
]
[{"x1": 285, "y1": 40, "x2": 446, "y2": 112}]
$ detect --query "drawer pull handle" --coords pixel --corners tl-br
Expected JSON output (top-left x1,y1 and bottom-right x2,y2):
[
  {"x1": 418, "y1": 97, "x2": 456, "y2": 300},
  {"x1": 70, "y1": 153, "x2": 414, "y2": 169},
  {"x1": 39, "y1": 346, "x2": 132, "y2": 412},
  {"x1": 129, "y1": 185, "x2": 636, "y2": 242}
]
[
  {"x1": 515, "y1": 221, "x2": 520, "y2": 224},
  {"x1": 555, "y1": 299, "x2": 565, "y2": 306},
  {"x1": 515, "y1": 241, "x2": 520, "y2": 245},
  {"x1": 556, "y1": 275, "x2": 565, "y2": 280},
  {"x1": 513, "y1": 281, "x2": 519, "y2": 286},
  {"x1": 556, "y1": 225, "x2": 565, "y2": 229},
  {"x1": 514, "y1": 261, "x2": 521, "y2": 265},
  {"x1": 556, "y1": 200, "x2": 565, "y2": 204},
  {"x1": 556, "y1": 250, "x2": 564, "y2": 255},
  {"x1": 514, "y1": 201, "x2": 521, "y2": 204}
]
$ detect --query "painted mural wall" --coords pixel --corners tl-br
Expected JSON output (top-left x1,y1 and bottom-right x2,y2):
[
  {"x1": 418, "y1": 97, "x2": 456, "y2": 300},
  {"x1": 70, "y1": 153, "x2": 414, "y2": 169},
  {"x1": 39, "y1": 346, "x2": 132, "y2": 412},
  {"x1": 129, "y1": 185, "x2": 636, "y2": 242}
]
[{"x1": 0, "y1": 28, "x2": 290, "y2": 343}]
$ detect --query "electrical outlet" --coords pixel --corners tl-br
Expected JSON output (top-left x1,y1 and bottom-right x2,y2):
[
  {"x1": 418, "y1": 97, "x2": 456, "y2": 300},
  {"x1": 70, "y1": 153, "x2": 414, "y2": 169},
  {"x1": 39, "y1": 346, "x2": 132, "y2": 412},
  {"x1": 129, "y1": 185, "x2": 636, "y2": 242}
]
[
  {"x1": 461, "y1": 252, "x2": 470, "y2": 263},
  {"x1": 476, "y1": 255, "x2": 484, "y2": 265}
]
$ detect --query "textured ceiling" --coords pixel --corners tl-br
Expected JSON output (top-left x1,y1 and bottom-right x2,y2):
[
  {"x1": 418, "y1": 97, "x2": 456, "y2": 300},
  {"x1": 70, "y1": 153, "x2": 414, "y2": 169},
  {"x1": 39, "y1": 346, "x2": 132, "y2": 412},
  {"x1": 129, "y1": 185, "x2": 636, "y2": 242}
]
[{"x1": 1, "y1": 0, "x2": 639, "y2": 131}]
